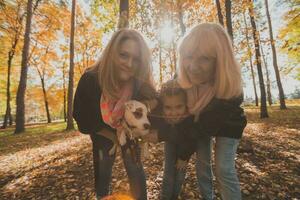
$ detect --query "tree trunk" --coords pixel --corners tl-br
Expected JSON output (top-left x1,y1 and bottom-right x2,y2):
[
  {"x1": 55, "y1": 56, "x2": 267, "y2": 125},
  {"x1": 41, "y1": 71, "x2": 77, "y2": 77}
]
[
  {"x1": 248, "y1": 0, "x2": 268, "y2": 118},
  {"x1": 2, "y1": 51, "x2": 14, "y2": 129},
  {"x1": 40, "y1": 77, "x2": 51, "y2": 123},
  {"x1": 63, "y1": 64, "x2": 67, "y2": 122},
  {"x1": 259, "y1": 39, "x2": 273, "y2": 105},
  {"x1": 243, "y1": 13, "x2": 258, "y2": 106},
  {"x1": 118, "y1": 0, "x2": 129, "y2": 29},
  {"x1": 177, "y1": 0, "x2": 186, "y2": 36},
  {"x1": 159, "y1": 43, "x2": 162, "y2": 85},
  {"x1": 66, "y1": 0, "x2": 76, "y2": 130},
  {"x1": 264, "y1": 0, "x2": 286, "y2": 109},
  {"x1": 216, "y1": 0, "x2": 224, "y2": 26},
  {"x1": 15, "y1": 0, "x2": 33, "y2": 134},
  {"x1": 225, "y1": 0, "x2": 233, "y2": 41},
  {"x1": 172, "y1": 41, "x2": 177, "y2": 77}
]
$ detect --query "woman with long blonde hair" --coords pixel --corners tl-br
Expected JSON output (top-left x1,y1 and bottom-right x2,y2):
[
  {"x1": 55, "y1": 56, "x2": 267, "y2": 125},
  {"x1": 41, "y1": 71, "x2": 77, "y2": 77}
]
[
  {"x1": 73, "y1": 29, "x2": 157, "y2": 200},
  {"x1": 174, "y1": 23, "x2": 247, "y2": 200}
]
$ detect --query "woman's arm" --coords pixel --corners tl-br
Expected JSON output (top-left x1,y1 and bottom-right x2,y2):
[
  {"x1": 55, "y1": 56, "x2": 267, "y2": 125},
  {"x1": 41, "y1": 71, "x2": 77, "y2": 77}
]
[
  {"x1": 194, "y1": 99, "x2": 247, "y2": 139},
  {"x1": 73, "y1": 72, "x2": 113, "y2": 134}
]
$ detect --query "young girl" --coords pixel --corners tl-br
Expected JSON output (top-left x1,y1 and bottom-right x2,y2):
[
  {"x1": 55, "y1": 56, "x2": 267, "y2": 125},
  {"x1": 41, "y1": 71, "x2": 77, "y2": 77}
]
[
  {"x1": 177, "y1": 23, "x2": 247, "y2": 200},
  {"x1": 149, "y1": 80, "x2": 198, "y2": 200},
  {"x1": 73, "y1": 29, "x2": 157, "y2": 200}
]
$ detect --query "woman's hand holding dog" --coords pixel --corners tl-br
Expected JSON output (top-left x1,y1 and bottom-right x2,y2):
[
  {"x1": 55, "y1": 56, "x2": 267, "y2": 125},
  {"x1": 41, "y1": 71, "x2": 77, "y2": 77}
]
[{"x1": 141, "y1": 130, "x2": 158, "y2": 143}]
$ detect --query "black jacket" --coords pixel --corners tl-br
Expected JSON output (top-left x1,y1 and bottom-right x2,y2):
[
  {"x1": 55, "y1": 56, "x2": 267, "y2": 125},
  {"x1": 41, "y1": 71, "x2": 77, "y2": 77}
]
[
  {"x1": 150, "y1": 114, "x2": 198, "y2": 161},
  {"x1": 195, "y1": 96, "x2": 247, "y2": 139},
  {"x1": 73, "y1": 69, "x2": 157, "y2": 135},
  {"x1": 150, "y1": 96, "x2": 247, "y2": 160}
]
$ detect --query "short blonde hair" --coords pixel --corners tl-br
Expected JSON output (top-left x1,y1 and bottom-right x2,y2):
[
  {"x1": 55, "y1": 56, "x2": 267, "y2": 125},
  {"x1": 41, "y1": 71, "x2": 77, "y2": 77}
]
[
  {"x1": 90, "y1": 29, "x2": 153, "y2": 99},
  {"x1": 177, "y1": 23, "x2": 242, "y2": 99}
]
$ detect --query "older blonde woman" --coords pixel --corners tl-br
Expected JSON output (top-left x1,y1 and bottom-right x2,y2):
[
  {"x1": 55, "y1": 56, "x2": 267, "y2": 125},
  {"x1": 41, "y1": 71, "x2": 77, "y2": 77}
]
[
  {"x1": 176, "y1": 23, "x2": 247, "y2": 200},
  {"x1": 73, "y1": 29, "x2": 157, "y2": 200}
]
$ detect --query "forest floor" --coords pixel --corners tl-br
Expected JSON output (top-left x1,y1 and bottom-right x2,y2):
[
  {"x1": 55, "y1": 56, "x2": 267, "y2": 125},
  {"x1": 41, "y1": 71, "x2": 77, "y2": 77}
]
[{"x1": 0, "y1": 105, "x2": 299, "y2": 200}]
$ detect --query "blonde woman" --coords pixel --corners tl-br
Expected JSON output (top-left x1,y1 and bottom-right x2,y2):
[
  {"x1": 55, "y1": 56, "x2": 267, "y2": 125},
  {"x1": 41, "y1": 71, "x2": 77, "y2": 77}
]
[
  {"x1": 176, "y1": 23, "x2": 247, "y2": 200},
  {"x1": 73, "y1": 29, "x2": 157, "y2": 200}
]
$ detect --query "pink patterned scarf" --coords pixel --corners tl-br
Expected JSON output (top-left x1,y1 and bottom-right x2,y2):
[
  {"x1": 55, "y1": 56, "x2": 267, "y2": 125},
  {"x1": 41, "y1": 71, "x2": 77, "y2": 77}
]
[{"x1": 100, "y1": 82, "x2": 133, "y2": 129}]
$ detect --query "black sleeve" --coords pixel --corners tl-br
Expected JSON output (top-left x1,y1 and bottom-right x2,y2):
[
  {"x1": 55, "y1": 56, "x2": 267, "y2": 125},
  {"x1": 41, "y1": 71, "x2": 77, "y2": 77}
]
[
  {"x1": 73, "y1": 72, "x2": 113, "y2": 134},
  {"x1": 177, "y1": 140, "x2": 197, "y2": 161},
  {"x1": 194, "y1": 109, "x2": 224, "y2": 137},
  {"x1": 176, "y1": 117, "x2": 198, "y2": 161},
  {"x1": 149, "y1": 116, "x2": 177, "y2": 143},
  {"x1": 221, "y1": 106, "x2": 247, "y2": 138},
  {"x1": 195, "y1": 98, "x2": 247, "y2": 139}
]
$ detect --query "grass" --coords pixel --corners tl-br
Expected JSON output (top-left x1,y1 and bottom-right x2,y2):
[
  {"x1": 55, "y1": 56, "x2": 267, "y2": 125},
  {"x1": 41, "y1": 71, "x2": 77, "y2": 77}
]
[
  {"x1": 0, "y1": 122, "x2": 67, "y2": 138},
  {"x1": 0, "y1": 122, "x2": 78, "y2": 156},
  {"x1": 244, "y1": 104, "x2": 300, "y2": 129}
]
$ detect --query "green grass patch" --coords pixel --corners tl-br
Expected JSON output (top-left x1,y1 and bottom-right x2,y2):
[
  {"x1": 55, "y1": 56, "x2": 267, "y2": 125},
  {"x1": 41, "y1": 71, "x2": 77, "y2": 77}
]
[
  {"x1": 0, "y1": 122, "x2": 80, "y2": 156},
  {"x1": 0, "y1": 122, "x2": 67, "y2": 138},
  {"x1": 244, "y1": 104, "x2": 300, "y2": 129}
]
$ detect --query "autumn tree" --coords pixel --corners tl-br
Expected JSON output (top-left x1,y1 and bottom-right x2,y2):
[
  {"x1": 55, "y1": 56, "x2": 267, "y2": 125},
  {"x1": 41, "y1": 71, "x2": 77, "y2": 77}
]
[
  {"x1": 264, "y1": 0, "x2": 286, "y2": 109},
  {"x1": 0, "y1": 0, "x2": 26, "y2": 128},
  {"x1": 15, "y1": 0, "x2": 34, "y2": 133},
  {"x1": 216, "y1": 0, "x2": 224, "y2": 25},
  {"x1": 248, "y1": 0, "x2": 268, "y2": 118},
  {"x1": 242, "y1": 12, "x2": 259, "y2": 106},
  {"x1": 278, "y1": 0, "x2": 299, "y2": 80},
  {"x1": 225, "y1": 0, "x2": 233, "y2": 40},
  {"x1": 119, "y1": 0, "x2": 129, "y2": 29},
  {"x1": 66, "y1": 0, "x2": 76, "y2": 130}
]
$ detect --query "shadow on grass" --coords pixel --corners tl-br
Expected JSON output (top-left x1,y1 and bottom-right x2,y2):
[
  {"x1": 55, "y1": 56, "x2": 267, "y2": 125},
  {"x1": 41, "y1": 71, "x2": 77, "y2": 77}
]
[{"x1": 0, "y1": 122, "x2": 79, "y2": 156}]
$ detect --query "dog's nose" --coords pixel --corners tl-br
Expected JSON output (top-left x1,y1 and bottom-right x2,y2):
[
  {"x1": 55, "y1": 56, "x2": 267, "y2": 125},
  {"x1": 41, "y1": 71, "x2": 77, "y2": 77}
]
[{"x1": 144, "y1": 123, "x2": 151, "y2": 130}]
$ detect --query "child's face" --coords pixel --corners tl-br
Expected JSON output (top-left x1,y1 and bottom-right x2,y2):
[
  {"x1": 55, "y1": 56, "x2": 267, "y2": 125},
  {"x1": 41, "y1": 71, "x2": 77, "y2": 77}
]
[
  {"x1": 116, "y1": 39, "x2": 141, "y2": 82},
  {"x1": 162, "y1": 94, "x2": 187, "y2": 124},
  {"x1": 182, "y1": 50, "x2": 216, "y2": 85}
]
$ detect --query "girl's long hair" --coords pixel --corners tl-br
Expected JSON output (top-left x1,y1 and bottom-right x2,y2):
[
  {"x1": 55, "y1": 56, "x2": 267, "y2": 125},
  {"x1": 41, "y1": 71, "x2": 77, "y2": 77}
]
[{"x1": 89, "y1": 29, "x2": 154, "y2": 100}]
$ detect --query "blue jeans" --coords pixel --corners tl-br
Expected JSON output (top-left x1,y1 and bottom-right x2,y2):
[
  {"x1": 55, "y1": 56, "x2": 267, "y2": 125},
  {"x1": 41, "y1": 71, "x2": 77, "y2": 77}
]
[
  {"x1": 196, "y1": 136, "x2": 241, "y2": 200},
  {"x1": 160, "y1": 142, "x2": 187, "y2": 200},
  {"x1": 90, "y1": 134, "x2": 147, "y2": 200}
]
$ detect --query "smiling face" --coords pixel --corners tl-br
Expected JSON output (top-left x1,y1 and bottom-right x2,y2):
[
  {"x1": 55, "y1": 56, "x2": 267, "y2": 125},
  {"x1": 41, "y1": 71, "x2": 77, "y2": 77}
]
[
  {"x1": 115, "y1": 39, "x2": 141, "y2": 82},
  {"x1": 162, "y1": 94, "x2": 187, "y2": 124},
  {"x1": 182, "y1": 51, "x2": 216, "y2": 85}
]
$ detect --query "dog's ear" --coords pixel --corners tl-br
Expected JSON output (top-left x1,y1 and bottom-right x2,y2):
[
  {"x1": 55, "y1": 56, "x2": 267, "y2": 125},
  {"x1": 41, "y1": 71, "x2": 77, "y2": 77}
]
[{"x1": 125, "y1": 101, "x2": 135, "y2": 111}]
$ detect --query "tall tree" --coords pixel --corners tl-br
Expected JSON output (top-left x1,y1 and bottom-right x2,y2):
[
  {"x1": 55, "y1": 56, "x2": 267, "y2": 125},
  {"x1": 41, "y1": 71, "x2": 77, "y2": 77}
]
[
  {"x1": 30, "y1": 44, "x2": 54, "y2": 123},
  {"x1": 259, "y1": 36, "x2": 273, "y2": 105},
  {"x1": 278, "y1": 0, "x2": 299, "y2": 78},
  {"x1": 225, "y1": 0, "x2": 233, "y2": 40},
  {"x1": 248, "y1": 0, "x2": 268, "y2": 118},
  {"x1": 243, "y1": 12, "x2": 258, "y2": 106},
  {"x1": 14, "y1": 0, "x2": 34, "y2": 133},
  {"x1": 216, "y1": 0, "x2": 224, "y2": 26},
  {"x1": 118, "y1": 0, "x2": 129, "y2": 29},
  {"x1": 62, "y1": 62, "x2": 67, "y2": 122},
  {"x1": 0, "y1": 1, "x2": 25, "y2": 128},
  {"x1": 264, "y1": 0, "x2": 286, "y2": 109},
  {"x1": 176, "y1": 0, "x2": 186, "y2": 36},
  {"x1": 66, "y1": 0, "x2": 76, "y2": 130}
]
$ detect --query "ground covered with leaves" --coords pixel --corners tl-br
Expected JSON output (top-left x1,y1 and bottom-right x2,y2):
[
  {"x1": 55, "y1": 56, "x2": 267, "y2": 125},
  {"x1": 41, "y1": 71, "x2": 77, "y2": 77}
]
[{"x1": 0, "y1": 106, "x2": 299, "y2": 200}]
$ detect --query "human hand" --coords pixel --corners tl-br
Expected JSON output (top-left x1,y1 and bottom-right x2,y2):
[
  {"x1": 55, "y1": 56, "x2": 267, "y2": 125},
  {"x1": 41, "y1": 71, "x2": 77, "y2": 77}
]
[{"x1": 141, "y1": 130, "x2": 158, "y2": 143}]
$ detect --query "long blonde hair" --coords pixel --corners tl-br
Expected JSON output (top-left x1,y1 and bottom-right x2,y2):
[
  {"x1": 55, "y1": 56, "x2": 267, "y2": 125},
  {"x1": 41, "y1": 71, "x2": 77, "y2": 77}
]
[
  {"x1": 177, "y1": 23, "x2": 242, "y2": 99},
  {"x1": 90, "y1": 29, "x2": 153, "y2": 100}
]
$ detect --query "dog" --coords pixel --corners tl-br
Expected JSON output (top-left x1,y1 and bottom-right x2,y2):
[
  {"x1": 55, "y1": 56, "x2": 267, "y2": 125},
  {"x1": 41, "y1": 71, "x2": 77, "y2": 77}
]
[{"x1": 108, "y1": 100, "x2": 151, "y2": 158}]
